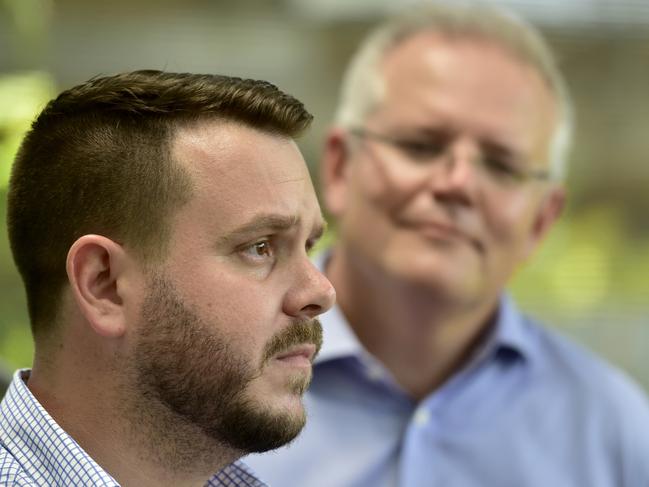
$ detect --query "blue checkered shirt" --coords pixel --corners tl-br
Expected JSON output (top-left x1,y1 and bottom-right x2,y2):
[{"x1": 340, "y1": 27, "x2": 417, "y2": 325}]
[{"x1": 0, "y1": 370, "x2": 267, "y2": 486}]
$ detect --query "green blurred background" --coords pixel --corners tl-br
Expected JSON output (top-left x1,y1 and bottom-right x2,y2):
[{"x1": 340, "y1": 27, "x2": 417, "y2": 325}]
[{"x1": 0, "y1": 0, "x2": 647, "y2": 391}]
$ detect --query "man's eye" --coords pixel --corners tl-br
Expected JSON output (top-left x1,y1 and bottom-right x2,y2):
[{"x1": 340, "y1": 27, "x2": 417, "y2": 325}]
[
  {"x1": 397, "y1": 140, "x2": 445, "y2": 161},
  {"x1": 241, "y1": 240, "x2": 274, "y2": 261},
  {"x1": 482, "y1": 156, "x2": 523, "y2": 182},
  {"x1": 254, "y1": 241, "x2": 272, "y2": 256}
]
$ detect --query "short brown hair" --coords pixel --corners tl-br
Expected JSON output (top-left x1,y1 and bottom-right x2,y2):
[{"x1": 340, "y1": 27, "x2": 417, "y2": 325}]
[{"x1": 7, "y1": 70, "x2": 313, "y2": 336}]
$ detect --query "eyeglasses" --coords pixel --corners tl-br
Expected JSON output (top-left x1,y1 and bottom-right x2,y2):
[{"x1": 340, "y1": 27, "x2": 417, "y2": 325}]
[{"x1": 349, "y1": 128, "x2": 551, "y2": 187}]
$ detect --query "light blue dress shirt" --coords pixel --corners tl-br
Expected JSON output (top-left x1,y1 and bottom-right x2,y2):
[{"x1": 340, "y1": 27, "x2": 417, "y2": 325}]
[
  {"x1": 247, "y1": 257, "x2": 649, "y2": 487},
  {"x1": 0, "y1": 369, "x2": 267, "y2": 486}
]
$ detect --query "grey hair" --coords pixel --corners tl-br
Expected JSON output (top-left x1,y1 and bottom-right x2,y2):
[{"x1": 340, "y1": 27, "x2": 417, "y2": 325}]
[{"x1": 334, "y1": 2, "x2": 574, "y2": 180}]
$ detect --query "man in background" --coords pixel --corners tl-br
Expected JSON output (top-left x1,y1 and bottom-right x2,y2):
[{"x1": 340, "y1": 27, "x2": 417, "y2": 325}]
[
  {"x1": 248, "y1": 4, "x2": 649, "y2": 486},
  {"x1": 1, "y1": 70, "x2": 335, "y2": 486}
]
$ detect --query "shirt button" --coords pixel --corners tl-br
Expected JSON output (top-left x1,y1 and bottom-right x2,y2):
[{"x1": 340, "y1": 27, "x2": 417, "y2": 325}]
[
  {"x1": 413, "y1": 407, "x2": 430, "y2": 426},
  {"x1": 366, "y1": 363, "x2": 385, "y2": 381}
]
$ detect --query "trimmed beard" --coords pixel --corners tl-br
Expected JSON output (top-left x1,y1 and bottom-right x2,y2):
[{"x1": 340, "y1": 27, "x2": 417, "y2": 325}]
[{"x1": 133, "y1": 274, "x2": 322, "y2": 453}]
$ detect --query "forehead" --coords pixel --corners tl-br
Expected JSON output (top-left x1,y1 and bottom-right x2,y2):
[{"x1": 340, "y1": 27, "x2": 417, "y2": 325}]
[
  {"x1": 170, "y1": 120, "x2": 319, "y2": 235},
  {"x1": 373, "y1": 32, "x2": 557, "y2": 161}
]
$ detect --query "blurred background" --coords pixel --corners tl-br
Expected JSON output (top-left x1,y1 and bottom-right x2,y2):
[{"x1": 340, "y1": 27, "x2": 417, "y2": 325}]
[{"x1": 0, "y1": 0, "x2": 647, "y2": 391}]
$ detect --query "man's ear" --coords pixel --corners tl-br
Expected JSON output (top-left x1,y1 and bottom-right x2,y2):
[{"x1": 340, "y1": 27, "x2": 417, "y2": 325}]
[
  {"x1": 66, "y1": 235, "x2": 132, "y2": 338},
  {"x1": 321, "y1": 128, "x2": 353, "y2": 217},
  {"x1": 523, "y1": 185, "x2": 566, "y2": 260}
]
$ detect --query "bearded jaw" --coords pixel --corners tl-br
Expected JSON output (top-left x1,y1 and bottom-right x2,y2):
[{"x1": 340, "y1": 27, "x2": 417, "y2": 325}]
[{"x1": 131, "y1": 275, "x2": 321, "y2": 458}]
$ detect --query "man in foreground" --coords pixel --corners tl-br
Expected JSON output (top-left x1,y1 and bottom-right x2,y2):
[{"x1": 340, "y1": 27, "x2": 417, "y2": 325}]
[
  {"x1": 1, "y1": 70, "x2": 335, "y2": 486},
  {"x1": 248, "y1": 4, "x2": 649, "y2": 486}
]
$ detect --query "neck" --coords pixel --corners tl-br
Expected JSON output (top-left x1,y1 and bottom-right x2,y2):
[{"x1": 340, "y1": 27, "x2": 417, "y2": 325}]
[
  {"x1": 327, "y1": 246, "x2": 498, "y2": 400},
  {"x1": 28, "y1": 351, "x2": 238, "y2": 487}
]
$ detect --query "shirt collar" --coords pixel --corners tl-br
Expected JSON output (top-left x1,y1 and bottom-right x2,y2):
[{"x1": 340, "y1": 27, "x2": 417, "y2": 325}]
[
  {"x1": 0, "y1": 370, "x2": 267, "y2": 487},
  {"x1": 0, "y1": 369, "x2": 120, "y2": 486},
  {"x1": 490, "y1": 293, "x2": 535, "y2": 360}
]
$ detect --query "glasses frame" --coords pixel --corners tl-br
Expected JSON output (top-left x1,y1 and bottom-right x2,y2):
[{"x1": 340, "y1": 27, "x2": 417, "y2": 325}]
[{"x1": 349, "y1": 127, "x2": 551, "y2": 185}]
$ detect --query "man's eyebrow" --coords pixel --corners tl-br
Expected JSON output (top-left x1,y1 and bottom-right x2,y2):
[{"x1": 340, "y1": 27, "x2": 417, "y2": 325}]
[{"x1": 218, "y1": 213, "x2": 327, "y2": 245}]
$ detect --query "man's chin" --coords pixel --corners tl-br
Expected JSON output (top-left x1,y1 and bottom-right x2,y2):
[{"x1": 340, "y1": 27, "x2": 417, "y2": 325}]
[
  {"x1": 261, "y1": 359, "x2": 314, "y2": 396},
  {"x1": 251, "y1": 410, "x2": 306, "y2": 453},
  {"x1": 217, "y1": 397, "x2": 307, "y2": 453}
]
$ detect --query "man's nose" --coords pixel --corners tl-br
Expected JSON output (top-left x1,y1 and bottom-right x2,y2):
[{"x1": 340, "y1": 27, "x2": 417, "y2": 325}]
[
  {"x1": 425, "y1": 137, "x2": 481, "y2": 205},
  {"x1": 282, "y1": 258, "x2": 336, "y2": 320}
]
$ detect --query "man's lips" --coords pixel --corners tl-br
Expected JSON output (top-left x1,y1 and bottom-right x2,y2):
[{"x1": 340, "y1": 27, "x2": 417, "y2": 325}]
[
  {"x1": 405, "y1": 220, "x2": 482, "y2": 251},
  {"x1": 408, "y1": 220, "x2": 467, "y2": 241},
  {"x1": 416, "y1": 221, "x2": 463, "y2": 239},
  {"x1": 274, "y1": 344, "x2": 317, "y2": 367}
]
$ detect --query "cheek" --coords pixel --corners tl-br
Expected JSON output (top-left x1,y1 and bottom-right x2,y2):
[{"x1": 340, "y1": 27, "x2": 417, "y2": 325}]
[
  {"x1": 482, "y1": 195, "x2": 539, "y2": 255},
  {"x1": 342, "y1": 188, "x2": 392, "y2": 251},
  {"x1": 341, "y1": 166, "x2": 428, "y2": 254},
  {"x1": 354, "y1": 159, "x2": 424, "y2": 212},
  {"x1": 179, "y1": 270, "x2": 281, "y2": 337}
]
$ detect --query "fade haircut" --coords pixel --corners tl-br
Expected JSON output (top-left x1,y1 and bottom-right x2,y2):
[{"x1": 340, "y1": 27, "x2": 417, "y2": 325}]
[
  {"x1": 7, "y1": 70, "x2": 313, "y2": 336},
  {"x1": 335, "y1": 2, "x2": 573, "y2": 180}
]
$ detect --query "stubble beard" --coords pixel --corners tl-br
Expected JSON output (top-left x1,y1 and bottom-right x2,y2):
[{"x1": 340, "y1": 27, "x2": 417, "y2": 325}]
[{"x1": 129, "y1": 275, "x2": 322, "y2": 463}]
